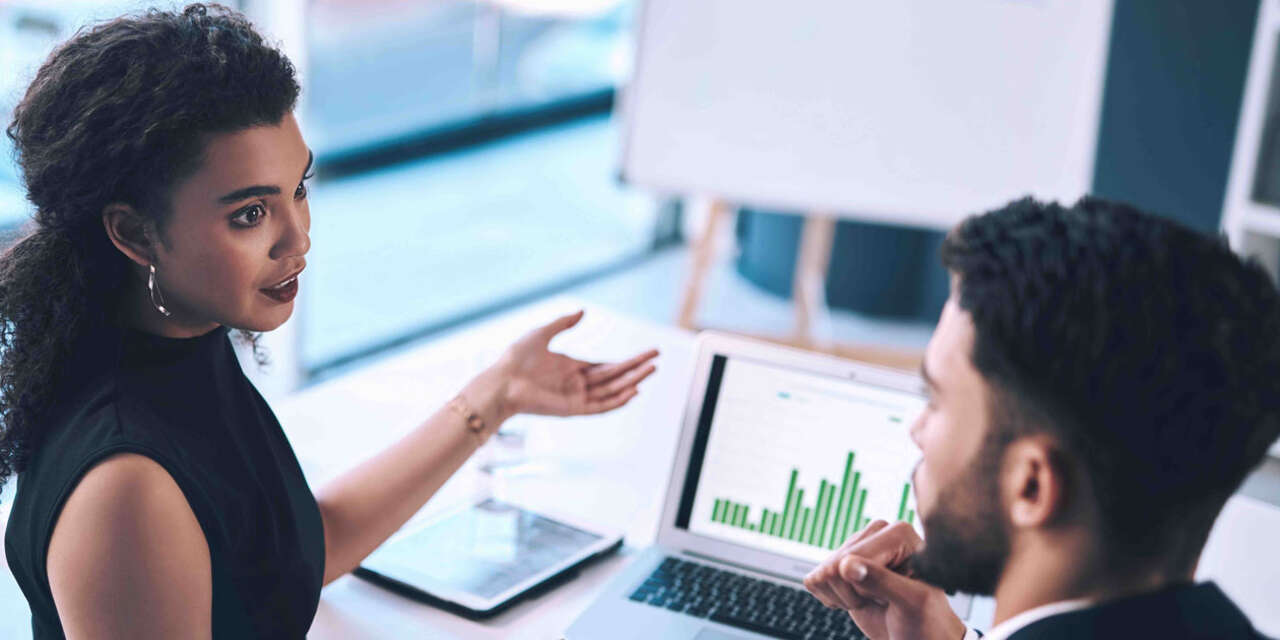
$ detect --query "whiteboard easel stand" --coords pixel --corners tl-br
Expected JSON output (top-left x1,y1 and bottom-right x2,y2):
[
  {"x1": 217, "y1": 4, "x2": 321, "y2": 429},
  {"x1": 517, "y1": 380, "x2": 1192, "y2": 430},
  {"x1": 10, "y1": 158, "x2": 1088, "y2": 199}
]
[
  {"x1": 792, "y1": 212, "x2": 837, "y2": 346},
  {"x1": 676, "y1": 200, "x2": 922, "y2": 372},
  {"x1": 677, "y1": 199, "x2": 733, "y2": 329}
]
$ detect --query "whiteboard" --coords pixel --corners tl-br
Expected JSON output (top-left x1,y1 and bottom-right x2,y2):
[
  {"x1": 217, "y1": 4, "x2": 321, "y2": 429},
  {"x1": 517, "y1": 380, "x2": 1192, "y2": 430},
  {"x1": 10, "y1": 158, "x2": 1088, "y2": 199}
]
[{"x1": 619, "y1": 0, "x2": 1114, "y2": 230}]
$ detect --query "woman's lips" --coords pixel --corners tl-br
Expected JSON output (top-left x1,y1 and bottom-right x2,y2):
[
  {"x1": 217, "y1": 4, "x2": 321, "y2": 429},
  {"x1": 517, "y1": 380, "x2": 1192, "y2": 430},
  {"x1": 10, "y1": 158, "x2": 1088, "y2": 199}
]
[{"x1": 260, "y1": 275, "x2": 299, "y2": 303}]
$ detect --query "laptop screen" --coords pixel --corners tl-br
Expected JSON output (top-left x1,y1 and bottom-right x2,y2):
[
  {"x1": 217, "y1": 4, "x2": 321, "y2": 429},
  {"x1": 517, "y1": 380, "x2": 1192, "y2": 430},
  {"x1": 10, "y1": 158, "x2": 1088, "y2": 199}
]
[{"x1": 673, "y1": 354, "x2": 926, "y2": 564}]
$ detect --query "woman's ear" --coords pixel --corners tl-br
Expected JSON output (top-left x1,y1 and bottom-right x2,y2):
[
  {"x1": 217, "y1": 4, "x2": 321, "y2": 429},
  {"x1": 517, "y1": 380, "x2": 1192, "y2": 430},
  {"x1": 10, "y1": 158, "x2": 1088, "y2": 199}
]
[{"x1": 102, "y1": 203, "x2": 158, "y2": 267}]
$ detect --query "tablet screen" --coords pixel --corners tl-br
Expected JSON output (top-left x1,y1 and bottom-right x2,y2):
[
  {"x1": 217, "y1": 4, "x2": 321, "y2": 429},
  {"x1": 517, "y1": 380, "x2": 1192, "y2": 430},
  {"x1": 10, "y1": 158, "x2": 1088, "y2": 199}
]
[{"x1": 360, "y1": 498, "x2": 603, "y2": 600}]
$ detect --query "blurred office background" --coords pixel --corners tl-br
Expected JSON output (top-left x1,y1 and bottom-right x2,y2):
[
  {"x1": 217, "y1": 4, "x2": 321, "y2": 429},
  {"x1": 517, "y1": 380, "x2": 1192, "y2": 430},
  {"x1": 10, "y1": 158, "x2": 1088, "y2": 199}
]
[{"x1": 0, "y1": 1, "x2": 1263, "y2": 391}]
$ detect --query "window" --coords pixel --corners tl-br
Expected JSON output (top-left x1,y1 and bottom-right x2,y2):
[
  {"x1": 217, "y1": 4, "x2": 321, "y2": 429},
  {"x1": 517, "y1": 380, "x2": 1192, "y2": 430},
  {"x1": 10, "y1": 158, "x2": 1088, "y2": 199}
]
[
  {"x1": 301, "y1": 0, "x2": 659, "y2": 373},
  {"x1": 304, "y1": 0, "x2": 632, "y2": 157}
]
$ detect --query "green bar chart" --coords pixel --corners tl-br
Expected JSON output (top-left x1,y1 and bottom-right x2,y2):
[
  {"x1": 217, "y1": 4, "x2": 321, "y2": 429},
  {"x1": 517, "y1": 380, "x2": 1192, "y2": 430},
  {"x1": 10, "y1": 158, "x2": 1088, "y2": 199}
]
[{"x1": 709, "y1": 450, "x2": 915, "y2": 550}]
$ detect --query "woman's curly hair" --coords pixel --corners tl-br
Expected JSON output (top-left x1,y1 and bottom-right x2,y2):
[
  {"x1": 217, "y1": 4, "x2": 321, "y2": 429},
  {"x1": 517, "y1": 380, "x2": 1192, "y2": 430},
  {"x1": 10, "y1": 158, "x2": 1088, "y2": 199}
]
[{"x1": 0, "y1": 4, "x2": 299, "y2": 490}]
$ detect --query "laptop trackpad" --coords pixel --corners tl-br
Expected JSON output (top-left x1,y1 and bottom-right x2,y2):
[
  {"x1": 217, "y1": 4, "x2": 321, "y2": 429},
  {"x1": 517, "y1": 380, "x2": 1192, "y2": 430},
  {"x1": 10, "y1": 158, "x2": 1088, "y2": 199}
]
[{"x1": 695, "y1": 628, "x2": 754, "y2": 640}]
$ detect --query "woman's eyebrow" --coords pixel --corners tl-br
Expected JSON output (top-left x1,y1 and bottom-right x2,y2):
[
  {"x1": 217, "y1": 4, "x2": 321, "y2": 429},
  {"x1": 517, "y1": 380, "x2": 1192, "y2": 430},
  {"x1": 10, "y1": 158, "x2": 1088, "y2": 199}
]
[
  {"x1": 215, "y1": 150, "x2": 314, "y2": 205},
  {"x1": 217, "y1": 184, "x2": 279, "y2": 204}
]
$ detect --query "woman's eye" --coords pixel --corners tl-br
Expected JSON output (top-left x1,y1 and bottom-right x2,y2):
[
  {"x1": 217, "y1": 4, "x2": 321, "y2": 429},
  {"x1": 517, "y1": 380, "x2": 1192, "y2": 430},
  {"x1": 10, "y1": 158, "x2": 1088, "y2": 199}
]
[{"x1": 231, "y1": 204, "x2": 266, "y2": 227}]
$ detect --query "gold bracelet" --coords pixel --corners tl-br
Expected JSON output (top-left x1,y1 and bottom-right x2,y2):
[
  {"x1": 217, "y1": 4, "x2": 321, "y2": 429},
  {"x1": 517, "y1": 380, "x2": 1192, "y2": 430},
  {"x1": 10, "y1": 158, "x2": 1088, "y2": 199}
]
[{"x1": 448, "y1": 395, "x2": 489, "y2": 444}]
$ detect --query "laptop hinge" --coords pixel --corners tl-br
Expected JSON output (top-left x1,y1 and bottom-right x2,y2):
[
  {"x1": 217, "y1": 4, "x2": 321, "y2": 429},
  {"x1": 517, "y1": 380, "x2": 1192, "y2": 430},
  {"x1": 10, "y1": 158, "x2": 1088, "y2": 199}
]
[{"x1": 680, "y1": 549, "x2": 804, "y2": 585}]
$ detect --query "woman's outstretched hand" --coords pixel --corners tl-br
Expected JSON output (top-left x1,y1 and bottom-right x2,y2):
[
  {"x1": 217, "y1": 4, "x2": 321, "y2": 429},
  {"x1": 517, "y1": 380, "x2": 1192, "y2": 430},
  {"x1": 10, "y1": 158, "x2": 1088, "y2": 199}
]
[{"x1": 489, "y1": 310, "x2": 659, "y2": 420}]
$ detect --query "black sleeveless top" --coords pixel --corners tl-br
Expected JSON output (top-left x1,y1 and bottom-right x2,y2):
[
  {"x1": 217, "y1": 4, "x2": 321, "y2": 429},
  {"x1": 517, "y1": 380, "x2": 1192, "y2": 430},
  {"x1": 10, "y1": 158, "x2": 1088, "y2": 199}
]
[{"x1": 3, "y1": 324, "x2": 325, "y2": 639}]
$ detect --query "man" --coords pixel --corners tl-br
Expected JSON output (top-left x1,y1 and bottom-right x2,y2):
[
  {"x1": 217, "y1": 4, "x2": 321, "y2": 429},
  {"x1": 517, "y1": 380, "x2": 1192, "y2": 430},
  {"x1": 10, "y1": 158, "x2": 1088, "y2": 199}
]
[{"x1": 804, "y1": 197, "x2": 1280, "y2": 639}]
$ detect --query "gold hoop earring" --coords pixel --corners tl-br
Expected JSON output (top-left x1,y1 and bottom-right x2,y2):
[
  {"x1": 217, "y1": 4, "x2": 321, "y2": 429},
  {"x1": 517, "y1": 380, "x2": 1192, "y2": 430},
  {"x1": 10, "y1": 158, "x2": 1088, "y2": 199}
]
[{"x1": 148, "y1": 264, "x2": 171, "y2": 317}]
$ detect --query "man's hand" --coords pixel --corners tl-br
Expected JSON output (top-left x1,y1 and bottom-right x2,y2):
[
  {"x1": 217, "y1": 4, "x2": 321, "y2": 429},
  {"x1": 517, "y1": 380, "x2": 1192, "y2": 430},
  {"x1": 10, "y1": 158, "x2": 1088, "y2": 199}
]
[{"x1": 803, "y1": 520, "x2": 966, "y2": 640}]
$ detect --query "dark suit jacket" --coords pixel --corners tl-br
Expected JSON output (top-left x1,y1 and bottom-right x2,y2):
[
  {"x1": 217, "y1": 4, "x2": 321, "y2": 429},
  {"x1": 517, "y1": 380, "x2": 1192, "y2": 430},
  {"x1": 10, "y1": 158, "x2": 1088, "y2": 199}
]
[{"x1": 1006, "y1": 582, "x2": 1271, "y2": 640}]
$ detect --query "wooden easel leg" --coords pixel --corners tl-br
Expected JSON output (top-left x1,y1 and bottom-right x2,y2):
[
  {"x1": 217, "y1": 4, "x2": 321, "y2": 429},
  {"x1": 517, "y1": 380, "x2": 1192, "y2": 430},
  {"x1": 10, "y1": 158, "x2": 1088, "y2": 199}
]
[
  {"x1": 793, "y1": 213, "x2": 836, "y2": 346},
  {"x1": 677, "y1": 199, "x2": 731, "y2": 330}
]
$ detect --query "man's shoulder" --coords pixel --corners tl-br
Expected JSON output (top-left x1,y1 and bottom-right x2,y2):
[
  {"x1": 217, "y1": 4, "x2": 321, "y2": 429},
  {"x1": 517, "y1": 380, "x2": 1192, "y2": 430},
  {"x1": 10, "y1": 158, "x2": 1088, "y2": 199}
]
[{"x1": 1006, "y1": 583, "x2": 1271, "y2": 640}]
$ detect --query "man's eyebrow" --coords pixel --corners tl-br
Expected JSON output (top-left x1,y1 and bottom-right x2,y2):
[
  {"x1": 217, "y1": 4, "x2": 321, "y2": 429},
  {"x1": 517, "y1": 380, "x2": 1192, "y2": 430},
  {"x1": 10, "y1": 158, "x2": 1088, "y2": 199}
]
[{"x1": 215, "y1": 150, "x2": 314, "y2": 205}]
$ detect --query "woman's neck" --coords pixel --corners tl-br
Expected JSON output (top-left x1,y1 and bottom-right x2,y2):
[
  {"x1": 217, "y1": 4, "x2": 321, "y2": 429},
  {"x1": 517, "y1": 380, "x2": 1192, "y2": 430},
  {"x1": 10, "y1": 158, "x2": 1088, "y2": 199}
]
[{"x1": 115, "y1": 281, "x2": 220, "y2": 338}]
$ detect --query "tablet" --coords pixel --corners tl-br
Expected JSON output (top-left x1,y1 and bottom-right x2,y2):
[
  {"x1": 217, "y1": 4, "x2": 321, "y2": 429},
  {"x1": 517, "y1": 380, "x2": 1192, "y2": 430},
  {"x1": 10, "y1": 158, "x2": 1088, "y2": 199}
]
[{"x1": 353, "y1": 498, "x2": 624, "y2": 619}]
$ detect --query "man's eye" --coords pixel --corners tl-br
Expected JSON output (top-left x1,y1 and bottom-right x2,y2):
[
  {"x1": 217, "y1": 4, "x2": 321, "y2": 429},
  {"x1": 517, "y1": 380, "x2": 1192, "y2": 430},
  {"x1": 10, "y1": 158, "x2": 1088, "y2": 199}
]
[
  {"x1": 232, "y1": 204, "x2": 266, "y2": 227},
  {"x1": 295, "y1": 171, "x2": 314, "y2": 200}
]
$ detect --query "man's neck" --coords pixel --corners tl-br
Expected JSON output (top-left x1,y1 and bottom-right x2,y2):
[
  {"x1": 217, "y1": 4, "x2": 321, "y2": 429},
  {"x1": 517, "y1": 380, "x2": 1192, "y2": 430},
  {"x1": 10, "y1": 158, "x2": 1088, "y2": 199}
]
[{"x1": 991, "y1": 536, "x2": 1179, "y2": 626}]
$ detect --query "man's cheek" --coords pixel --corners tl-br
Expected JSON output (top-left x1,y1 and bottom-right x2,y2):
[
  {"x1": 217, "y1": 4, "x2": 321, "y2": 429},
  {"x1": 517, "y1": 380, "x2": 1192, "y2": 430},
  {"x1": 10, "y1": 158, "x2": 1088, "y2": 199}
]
[{"x1": 911, "y1": 464, "x2": 934, "y2": 518}]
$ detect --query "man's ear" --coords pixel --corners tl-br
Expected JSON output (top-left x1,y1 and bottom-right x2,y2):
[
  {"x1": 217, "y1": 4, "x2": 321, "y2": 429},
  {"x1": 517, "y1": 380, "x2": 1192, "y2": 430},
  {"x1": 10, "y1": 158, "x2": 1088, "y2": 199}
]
[
  {"x1": 102, "y1": 203, "x2": 158, "y2": 268},
  {"x1": 1004, "y1": 435, "x2": 1070, "y2": 530}
]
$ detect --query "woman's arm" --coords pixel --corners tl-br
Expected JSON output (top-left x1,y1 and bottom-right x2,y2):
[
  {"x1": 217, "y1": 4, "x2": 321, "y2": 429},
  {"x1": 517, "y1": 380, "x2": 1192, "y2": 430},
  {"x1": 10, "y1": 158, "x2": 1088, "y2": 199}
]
[
  {"x1": 48, "y1": 453, "x2": 212, "y2": 639},
  {"x1": 314, "y1": 311, "x2": 657, "y2": 585},
  {"x1": 314, "y1": 365, "x2": 509, "y2": 585}
]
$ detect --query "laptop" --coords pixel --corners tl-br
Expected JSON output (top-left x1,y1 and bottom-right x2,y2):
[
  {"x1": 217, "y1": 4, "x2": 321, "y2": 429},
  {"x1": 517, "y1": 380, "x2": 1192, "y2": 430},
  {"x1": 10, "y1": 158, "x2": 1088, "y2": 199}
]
[{"x1": 567, "y1": 332, "x2": 971, "y2": 640}]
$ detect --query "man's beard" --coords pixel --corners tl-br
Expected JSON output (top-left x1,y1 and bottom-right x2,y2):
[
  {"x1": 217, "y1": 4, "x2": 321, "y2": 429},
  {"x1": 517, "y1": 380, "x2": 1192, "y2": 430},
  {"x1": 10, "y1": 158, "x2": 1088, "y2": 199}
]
[{"x1": 908, "y1": 434, "x2": 1011, "y2": 596}]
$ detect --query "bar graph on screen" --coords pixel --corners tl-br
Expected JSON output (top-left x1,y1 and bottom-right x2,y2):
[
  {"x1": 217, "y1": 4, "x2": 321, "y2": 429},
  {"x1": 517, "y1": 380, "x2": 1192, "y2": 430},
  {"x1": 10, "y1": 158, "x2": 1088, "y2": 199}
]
[{"x1": 708, "y1": 451, "x2": 915, "y2": 550}]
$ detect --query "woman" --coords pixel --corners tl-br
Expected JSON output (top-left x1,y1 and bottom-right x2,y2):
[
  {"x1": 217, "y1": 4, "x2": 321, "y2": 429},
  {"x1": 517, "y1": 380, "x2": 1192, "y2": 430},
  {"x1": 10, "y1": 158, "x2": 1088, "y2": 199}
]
[{"x1": 0, "y1": 5, "x2": 657, "y2": 638}]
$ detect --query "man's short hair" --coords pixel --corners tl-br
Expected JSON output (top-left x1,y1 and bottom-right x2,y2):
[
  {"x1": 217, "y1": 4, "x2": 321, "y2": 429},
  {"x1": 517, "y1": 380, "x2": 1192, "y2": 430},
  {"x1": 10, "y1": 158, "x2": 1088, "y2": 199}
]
[{"x1": 940, "y1": 196, "x2": 1280, "y2": 574}]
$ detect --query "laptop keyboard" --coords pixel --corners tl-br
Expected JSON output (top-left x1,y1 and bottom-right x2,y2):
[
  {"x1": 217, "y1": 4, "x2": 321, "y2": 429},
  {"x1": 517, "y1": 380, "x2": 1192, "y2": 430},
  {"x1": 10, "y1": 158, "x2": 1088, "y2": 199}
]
[{"x1": 628, "y1": 556, "x2": 866, "y2": 640}]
